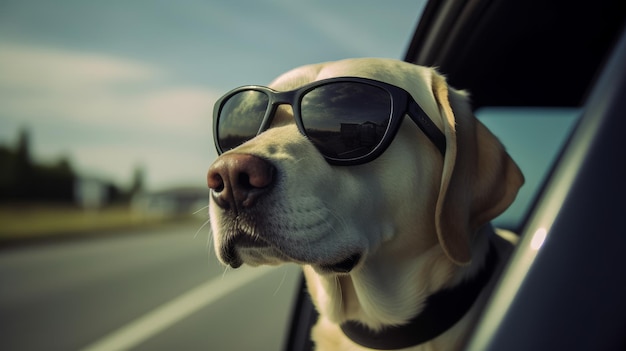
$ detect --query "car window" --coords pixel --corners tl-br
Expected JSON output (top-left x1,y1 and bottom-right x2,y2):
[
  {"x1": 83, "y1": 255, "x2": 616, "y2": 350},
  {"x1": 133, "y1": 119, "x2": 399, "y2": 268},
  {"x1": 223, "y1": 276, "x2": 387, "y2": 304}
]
[{"x1": 476, "y1": 107, "x2": 580, "y2": 230}]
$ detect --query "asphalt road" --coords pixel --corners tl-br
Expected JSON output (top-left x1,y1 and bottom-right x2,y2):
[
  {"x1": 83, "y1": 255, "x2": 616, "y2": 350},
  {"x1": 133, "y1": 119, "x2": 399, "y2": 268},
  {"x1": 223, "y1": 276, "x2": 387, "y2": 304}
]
[{"x1": 0, "y1": 221, "x2": 301, "y2": 351}]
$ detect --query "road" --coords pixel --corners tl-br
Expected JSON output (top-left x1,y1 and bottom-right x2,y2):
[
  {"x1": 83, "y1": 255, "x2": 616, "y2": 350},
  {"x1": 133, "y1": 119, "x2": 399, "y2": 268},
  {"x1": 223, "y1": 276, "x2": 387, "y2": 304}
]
[{"x1": 0, "y1": 221, "x2": 301, "y2": 351}]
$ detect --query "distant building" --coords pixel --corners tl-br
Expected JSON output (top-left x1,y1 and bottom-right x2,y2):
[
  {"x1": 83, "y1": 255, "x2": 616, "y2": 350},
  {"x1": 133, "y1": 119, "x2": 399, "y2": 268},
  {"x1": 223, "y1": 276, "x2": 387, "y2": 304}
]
[
  {"x1": 73, "y1": 177, "x2": 111, "y2": 209},
  {"x1": 72, "y1": 176, "x2": 129, "y2": 209}
]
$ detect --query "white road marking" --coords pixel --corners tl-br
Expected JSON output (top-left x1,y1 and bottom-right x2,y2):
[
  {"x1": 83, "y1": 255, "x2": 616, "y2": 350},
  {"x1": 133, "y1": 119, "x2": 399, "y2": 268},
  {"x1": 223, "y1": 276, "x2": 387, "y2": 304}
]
[{"x1": 80, "y1": 265, "x2": 276, "y2": 351}]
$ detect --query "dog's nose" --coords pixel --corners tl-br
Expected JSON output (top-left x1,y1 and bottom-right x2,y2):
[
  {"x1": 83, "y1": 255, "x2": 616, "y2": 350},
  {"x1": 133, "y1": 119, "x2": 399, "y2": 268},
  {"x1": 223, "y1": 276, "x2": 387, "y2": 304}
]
[{"x1": 207, "y1": 154, "x2": 276, "y2": 210}]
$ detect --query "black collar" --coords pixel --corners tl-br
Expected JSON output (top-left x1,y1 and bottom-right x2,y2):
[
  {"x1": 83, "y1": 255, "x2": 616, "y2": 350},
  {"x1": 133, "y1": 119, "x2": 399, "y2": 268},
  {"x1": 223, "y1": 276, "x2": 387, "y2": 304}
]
[{"x1": 340, "y1": 242, "x2": 498, "y2": 350}]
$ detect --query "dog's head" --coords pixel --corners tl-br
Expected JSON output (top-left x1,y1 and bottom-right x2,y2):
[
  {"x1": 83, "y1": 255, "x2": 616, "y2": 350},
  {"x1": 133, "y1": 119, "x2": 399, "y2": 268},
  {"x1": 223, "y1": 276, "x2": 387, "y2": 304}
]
[{"x1": 207, "y1": 58, "x2": 523, "y2": 274}]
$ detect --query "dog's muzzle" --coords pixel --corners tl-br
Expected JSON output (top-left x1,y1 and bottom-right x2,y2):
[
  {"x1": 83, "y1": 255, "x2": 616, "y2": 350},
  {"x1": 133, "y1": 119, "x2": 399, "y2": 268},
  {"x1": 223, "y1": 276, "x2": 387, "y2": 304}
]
[{"x1": 208, "y1": 152, "x2": 363, "y2": 273}]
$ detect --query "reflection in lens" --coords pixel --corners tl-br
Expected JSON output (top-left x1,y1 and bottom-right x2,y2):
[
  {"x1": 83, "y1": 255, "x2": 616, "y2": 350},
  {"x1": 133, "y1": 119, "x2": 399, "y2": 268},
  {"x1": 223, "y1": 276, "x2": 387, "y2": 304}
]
[
  {"x1": 301, "y1": 83, "x2": 391, "y2": 160},
  {"x1": 217, "y1": 90, "x2": 269, "y2": 152}
]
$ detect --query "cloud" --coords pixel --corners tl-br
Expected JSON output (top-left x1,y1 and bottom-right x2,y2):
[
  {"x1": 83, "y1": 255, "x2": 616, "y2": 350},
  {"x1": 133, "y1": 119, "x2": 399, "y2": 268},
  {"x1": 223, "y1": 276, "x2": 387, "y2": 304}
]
[
  {"x1": 0, "y1": 42, "x2": 220, "y2": 132},
  {"x1": 0, "y1": 43, "x2": 158, "y2": 88},
  {"x1": 0, "y1": 42, "x2": 220, "y2": 189}
]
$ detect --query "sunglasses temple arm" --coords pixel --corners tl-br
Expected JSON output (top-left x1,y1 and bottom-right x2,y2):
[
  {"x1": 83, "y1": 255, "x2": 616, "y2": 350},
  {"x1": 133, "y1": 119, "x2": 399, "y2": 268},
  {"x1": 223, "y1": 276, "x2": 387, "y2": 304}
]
[{"x1": 407, "y1": 102, "x2": 447, "y2": 156}]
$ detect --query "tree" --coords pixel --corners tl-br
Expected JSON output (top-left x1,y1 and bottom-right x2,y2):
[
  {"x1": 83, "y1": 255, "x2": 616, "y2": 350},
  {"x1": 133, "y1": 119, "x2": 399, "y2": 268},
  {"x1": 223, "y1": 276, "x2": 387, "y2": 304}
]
[
  {"x1": 129, "y1": 165, "x2": 145, "y2": 196},
  {"x1": 15, "y1": 127, "x2": 33, "y2": 176}
]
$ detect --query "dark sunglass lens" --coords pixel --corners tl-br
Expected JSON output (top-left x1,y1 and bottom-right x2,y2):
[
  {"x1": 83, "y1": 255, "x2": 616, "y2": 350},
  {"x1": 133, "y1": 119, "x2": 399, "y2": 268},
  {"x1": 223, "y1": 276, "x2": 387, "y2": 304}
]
[
  {"x1": 300, "y1": 82, "x2": 392, "y2": 160},
  {"x1": 217, "y1": 90, "x2": 269, "y2": 152}
]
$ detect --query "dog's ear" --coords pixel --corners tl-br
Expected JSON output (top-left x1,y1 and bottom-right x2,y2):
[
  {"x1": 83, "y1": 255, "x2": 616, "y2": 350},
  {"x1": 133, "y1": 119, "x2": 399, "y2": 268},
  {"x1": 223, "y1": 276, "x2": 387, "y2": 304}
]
[{"x1": 431, "y1": 71, "x2": 524, "y2": 265}]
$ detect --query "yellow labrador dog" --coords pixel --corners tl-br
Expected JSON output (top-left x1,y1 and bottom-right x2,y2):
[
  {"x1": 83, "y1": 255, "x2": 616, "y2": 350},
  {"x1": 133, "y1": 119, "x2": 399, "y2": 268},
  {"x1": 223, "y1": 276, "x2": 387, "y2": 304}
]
[{"x1": 207, "y1": 58, "x2": 524, "y2": 351}]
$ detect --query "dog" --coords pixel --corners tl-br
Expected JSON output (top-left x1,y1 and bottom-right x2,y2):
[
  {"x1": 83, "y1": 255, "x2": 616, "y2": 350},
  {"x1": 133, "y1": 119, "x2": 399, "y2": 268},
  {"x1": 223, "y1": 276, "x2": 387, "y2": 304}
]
[{"x1": 207, "y1": 58, "x2": 524, "y2": 350}]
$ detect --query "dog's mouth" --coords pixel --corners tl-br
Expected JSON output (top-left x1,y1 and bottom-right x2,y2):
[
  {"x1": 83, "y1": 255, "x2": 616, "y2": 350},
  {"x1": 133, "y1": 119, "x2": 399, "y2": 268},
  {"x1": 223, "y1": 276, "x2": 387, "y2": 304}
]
[
  {"x1": 222, "y1": 230, "x2": 272, "y2": 268},
  {"x1": 318, "y1": 253, "x2": 362, "y2": 274},
  {"x1": 222, "y1": 231, "x2": 363, "y2": 273}
]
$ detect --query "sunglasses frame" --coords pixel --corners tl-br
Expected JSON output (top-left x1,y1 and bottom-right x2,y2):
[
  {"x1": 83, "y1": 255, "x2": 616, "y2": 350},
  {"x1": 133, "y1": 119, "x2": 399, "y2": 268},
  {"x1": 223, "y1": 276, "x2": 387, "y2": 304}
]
[{"x1": 213, "y1": 76, "x2": 446, "y2": 166}]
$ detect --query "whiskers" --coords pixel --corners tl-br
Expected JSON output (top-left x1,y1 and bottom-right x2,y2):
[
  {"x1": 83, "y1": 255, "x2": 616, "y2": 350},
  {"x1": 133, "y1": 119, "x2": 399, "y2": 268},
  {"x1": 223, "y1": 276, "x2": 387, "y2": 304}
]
[
  {"x1": 194, "y1": 218, "x2": 214, "y2": 249},
  {"x1": 192, "y1": 203, "x2": 215, "y2": 260},
  {"x1": 333, "y1": 274, "x2": 343, "y2": 311},
  {"x1": 192, "y1": 204, "x2": 209, "y2": 215},
  {"x1": 221, "y1": 264, "x2": 235, "y2": 279},
  {"x1": 193, "y1": 217, "x2": 211, "y2": 239}
]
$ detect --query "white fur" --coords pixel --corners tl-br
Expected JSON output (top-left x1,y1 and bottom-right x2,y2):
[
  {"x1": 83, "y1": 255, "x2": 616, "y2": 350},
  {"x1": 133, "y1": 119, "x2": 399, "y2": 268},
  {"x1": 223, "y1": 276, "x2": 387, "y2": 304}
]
[{"x1": 208, "y1": 58, "x2": 524, "y2": 350}]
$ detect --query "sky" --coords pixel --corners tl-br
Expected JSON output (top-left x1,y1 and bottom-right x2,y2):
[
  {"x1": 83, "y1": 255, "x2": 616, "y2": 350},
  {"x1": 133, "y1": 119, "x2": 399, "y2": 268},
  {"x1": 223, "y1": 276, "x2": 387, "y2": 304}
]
[{"x1": 0, "y1": 0, "x2": 426, "y2": 191}]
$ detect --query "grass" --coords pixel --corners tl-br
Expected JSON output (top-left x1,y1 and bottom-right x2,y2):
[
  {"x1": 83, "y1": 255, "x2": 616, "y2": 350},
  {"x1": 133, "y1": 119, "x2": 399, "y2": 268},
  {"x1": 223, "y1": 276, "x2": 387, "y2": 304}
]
[{"x1": 0, "y1": 203, "x2": 203, "y2": 243}]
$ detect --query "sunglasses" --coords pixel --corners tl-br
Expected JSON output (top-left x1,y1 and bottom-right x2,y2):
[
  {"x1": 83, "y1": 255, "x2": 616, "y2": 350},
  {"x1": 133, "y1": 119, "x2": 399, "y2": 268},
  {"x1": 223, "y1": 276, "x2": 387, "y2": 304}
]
[{"x1": 213, "y1": 77, "x2": 446, "y2": 165}]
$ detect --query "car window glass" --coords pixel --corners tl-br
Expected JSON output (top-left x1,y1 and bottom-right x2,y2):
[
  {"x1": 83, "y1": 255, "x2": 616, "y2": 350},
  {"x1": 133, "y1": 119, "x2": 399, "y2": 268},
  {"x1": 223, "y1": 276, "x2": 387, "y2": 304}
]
[{"x1": 475, "y1": 107, "x2": 580, "y2": 230}]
